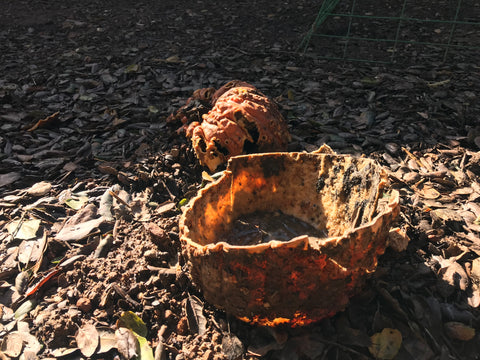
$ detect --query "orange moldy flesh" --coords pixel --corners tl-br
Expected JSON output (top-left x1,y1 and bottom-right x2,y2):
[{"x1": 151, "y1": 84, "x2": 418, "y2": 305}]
[
  {"x1": 187, "y1": 84, "x2": 291, "y2": 172},
  {"x1": 179, "y1": 151, "x2": 399, "y2": 326}
]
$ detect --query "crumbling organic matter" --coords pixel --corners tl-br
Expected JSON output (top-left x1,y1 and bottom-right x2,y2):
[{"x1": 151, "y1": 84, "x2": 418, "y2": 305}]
[{"x1": 169, "y1": 81, "x2": 291, "y2": 171}]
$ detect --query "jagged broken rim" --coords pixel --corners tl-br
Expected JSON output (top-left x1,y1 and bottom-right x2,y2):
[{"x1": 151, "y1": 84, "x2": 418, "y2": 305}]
[{"x1": 179, "y1": 151, "x2": 400, "y2": 326}]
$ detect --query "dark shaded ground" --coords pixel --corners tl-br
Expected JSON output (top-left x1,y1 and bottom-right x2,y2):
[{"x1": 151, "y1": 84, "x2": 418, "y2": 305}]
[
  {"x1": 1, "y1": 1, "x2": 480, "y2": 359},
  {"x1": 304, "y1": 0, "x2": 480, "y2": 63}
]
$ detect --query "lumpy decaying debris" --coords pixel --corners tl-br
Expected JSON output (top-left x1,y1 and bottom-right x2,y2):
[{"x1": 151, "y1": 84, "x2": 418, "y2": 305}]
[
  {"x1": 222, "y1": 210, "x2": 328, "y2": 246},
  {"x1": 169, "y1": 80, "x2": 291, "y2": 172}
]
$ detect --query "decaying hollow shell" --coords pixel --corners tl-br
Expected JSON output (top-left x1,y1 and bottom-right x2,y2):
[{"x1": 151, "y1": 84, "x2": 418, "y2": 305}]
[
  {"x1": 179, "y1": 152, "x2": 400, "y2": 327},
  {"x1": 186, "y1": 82, "x2": 291, "y2": 172}
]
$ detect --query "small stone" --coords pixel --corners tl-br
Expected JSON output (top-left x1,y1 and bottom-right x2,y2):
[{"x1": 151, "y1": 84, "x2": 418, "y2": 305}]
[
  {"x1": 76, "y1": 297, "x2": 92, "y2": 312},
  {"x1": 144, "y1": 222, "x2": 169, "y2": 247}
]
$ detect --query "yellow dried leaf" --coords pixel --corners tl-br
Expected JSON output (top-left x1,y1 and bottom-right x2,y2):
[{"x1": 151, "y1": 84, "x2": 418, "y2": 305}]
[
  {"x1": 125, "y1": 64, "x2": 140, "y2": 73},
  {"x1": 148, "y1": 105, "x2": 159, "y2": 114},
  {"x1": 369, "y1": 328, "x2": 402, "y2": 360},
  {"x1": 166, "y1": 55, "x2": 181, "y2": 63},
  {"x1": 117, "y1": 311, "x2": 147, "y2": 338},
  {"x1": 65, "y1": 195, "x2": 89, "y2": 210},
  {"x1": 287, "y1": 89, "x2": 295, "y2": 100},
  {"x1": 135, "y1": 333, "x2": 154, "y2": 360},
  {"x1": 7, "y1": 219, "x2": 41, "y2": 240},
  {"x1": 65, "y1": 195, "x2": 88, "y2": 210}
]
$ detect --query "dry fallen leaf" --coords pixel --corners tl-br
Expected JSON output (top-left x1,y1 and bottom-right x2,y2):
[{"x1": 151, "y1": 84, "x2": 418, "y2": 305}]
[
  {"x1": 7, "y1": 219, "x2": 41, "y2": 240},
  {"x1": 387, "y1": 227, "x2": 410, "y2": 252},
  {"x1": 155, "y1": 201, "x2": 176, "y2": 215},
  {"x1": 117, "y1": 311, "x2": 148, "y2": 338},
  {"x1": 369, "y1": 328, "x2": 402, "y2": 360},
  {"x1": 222, "y1": 333, "x2": 244, "y2": 360},
  {"x1": 0, "y1": 172, "x2": 21, "y2": 188},
  {"x1": 436, "y1": 258, "x2": 469, "y2": 292},
  {"x1": 186, "y1": 294, "x2": 207, "y2": 336},
  {"x1": 14, "y1": 300, "x2": 36, "y2": 319},
  {"x1": 98, "y1": 185, "x2": 121, "y2": 221},
  {"x1": 98, "y1": 164, "x2": 119, "y2": 176},
  {"x1": 17, "y1": 240, "x2": 42, "y2": 265},
  {"x1": 202, "y1": 171, "x2": 215, "y2": 182},
  {"x1": 18, "y1": 331, "x2": 42, "y2": 356},
  {"x1": 76, "y1": 323, "x2": 99, "y2": 357},
  {"x1": 50, "y1": 348, "x2": 80, "y2": 357},
  {"x1": 444, "y1": 321, "x2": 475, "y2": 341},
  {"x1": 98, "y1": 329, "x2": 117, "y2": 354},
  {"x1": 115, "y1": 327, "x2": 139, "y2": 360},
  {"x1": 131, "y1": 199, "x2": 151, "y2": 222},
  {"x1": 467, "y1": 283, "x2": 480, "y2": 308},
  {"x1": 165, "y1": 55, "x2": 183, "y2": 63},
  {"x1": 26, "y1": 111, "x2": 59, "y2": 132},
  {"x1": 55, "y1": 216, "x2": 105, "y2": 241},
  {"x1": 470, "y1": 258, "x2": 480, "y2": 280},
  {"x1": 125, "y1": 64, "x2": 140, "y2": 73},
  {"x1": 64, "y1": 194, "x2": 89, "y2": 210},
  {"x1": 1, "y1": 332, "x2": 24, "y2": 357},
  {"x1": 431, "y1": 208, "x2": 464, "y2": 223},
  {"x1": 15, "y1": 271, "x2": 29, "y2": 294},
  {"x1": 135, "y1": 333, "x2": 155, "y2": 360},
  {"x1": 26, "y1": 181, "x2": 52, "y2": 197},
  {"x1": 415, "y1": 184, "x2": 441, "y2": 199}
]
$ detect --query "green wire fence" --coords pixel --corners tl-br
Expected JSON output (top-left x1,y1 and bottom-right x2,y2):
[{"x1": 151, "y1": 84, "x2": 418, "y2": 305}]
[{"x1": 300, "y1": 0, "x2": 480, "y2": 64}]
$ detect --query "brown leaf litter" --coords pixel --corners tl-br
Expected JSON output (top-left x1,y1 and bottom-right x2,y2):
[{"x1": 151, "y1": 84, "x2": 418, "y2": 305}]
[{"x1": 1, "y1": 0, "x2": 480, "y2": 359}]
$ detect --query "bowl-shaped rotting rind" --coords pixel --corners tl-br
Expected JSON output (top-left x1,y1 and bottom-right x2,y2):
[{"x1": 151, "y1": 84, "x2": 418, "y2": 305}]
[{"x1": 180, "y1": 152, "x2": 399, "y2": 327}]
